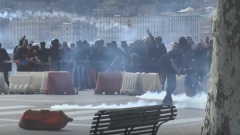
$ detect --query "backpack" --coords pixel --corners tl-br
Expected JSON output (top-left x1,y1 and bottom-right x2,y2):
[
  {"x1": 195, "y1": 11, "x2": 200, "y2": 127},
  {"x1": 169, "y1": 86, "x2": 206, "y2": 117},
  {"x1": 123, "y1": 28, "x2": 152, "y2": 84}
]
[{"x1": 19, "y1": 110, "x2": 73, "y2": 130}]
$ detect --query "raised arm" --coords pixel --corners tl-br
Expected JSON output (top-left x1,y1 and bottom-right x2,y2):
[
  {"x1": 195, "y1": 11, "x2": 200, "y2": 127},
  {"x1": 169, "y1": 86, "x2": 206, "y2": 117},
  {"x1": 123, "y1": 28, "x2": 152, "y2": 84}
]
[{"x1": 146, "y1": 29, "x2": 156, "y2": 47}]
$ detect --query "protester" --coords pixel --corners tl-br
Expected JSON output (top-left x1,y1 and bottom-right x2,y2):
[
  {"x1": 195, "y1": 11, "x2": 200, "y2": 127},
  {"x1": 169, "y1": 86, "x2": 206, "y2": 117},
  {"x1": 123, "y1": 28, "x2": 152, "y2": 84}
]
[
  {"x1": 121, "y1": 41, "x2": 131, "y2": 71},
  {"x1": 159, "y1": 42, "x2": 183, "y2": 105},
  {"x1": 72, "y1": 40, "x2": 90, "y2": 91},
  {"x1": 0, "y1": 43, "x2": 11, "y2": 86},
  {"x1": 38, "y1": 41, "x2": 49, "y2": 71},
  {"x1": 60, "y1": 41, "x2": 72, "y2": 72},
  {"x1": 14, "y1": 37, "x2": 30, "y2": 71},
  {"x1": 146, "y1": 29, "x2": 167, "y2": 88},
  {"x1": 48, "y1": 39, "x2": 61, "y2": 71},
  {"x1": 1, "y1": 33, "x2": 212, "y2": 97}
]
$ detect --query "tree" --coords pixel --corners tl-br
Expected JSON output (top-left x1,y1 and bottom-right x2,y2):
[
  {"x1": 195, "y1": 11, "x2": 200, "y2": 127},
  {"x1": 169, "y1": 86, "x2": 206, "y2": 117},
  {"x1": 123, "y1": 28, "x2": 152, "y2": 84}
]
[{"x1": 201, "y1": 0, "x2": 240, "y2": 135}]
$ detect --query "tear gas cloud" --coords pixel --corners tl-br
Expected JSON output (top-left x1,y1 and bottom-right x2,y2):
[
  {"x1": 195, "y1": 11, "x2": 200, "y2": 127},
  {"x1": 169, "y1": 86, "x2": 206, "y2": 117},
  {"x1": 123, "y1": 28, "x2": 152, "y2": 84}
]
[
  {"x1": 50, "y1": 100, "x2": 158, "y2": 110},
  {"x1": 0, "y1": 10, "x2": 78, "y2": 20},
  {"x1": 137, "y1": 91, "x2": 208, "y2": 109},
  {"x1": 95, "y1": 21, "x2": 138, "y2": 42},
  {"x1": 50, "y1": 91, "x2": 207, "y2": 110}
]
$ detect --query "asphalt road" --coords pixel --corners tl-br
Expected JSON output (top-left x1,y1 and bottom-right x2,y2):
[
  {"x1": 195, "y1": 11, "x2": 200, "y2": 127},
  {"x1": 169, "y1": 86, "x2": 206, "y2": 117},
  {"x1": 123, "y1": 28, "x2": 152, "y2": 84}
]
[{"x1": 0, "y1": 90, "x2": 205, "y2": 135}]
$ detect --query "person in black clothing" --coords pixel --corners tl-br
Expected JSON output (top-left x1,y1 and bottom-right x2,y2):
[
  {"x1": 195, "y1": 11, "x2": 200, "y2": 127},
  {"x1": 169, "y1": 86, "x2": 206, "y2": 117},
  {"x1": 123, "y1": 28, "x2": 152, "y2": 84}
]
[
  {"x1": 154, "y1": 36, "x2": 167, "y2": 89},
  {"x1": 121, "y1": 41, "x2": 131, "y2": 71},
  {"x1": 89, "y1": 39, "x2": 106, "y2": 87},
  {"x1": 38, "y1": 41, "x2": 49, "y2": 71},
  {"x1": 72, "y1": 40, "x2": 90, "y2": 90},
  {"x1": 105, "y1": 41, "x2": 124, "y2": 72},
  {"x1": 159, "y1": 42, "x2": 183, "y2": 105},
  {"x1": 146, "y1": 29, "x2": 168, "y2": 88},
  {"x1": 0, "y1": 43, "x2": 11, "y2": 86},
  {"x1": 15, "y1": 38, "x2": 30, "y2": 71},
  {"x1": 60, "y1": 41, "x2": 72, "y2": 72},
  {"x1": 129, "y1": 40, "x2": 145, "y2": 72},
  {"x1": 155, "y1": 36, "x2": 167, "y2": 60},
  {"x1": 90, "y1": 39, "x2": 105, "y2": 73},
  {"x1": 49, "y1": 39, "x2": 61, "y2": 71},
  {"x1": 29, "y1": 43, "x2": 41, "y2": 71},
  {"x1": 13, "y1": 36, "x2": 25, "y2": 61}
]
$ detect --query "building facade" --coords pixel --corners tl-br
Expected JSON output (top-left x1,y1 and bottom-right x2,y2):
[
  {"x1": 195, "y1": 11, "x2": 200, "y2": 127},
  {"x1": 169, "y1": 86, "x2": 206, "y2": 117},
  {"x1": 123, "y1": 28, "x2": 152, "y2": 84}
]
[
  {"x1": 163, "y1": 13, "x2": 200, "y2": 43},
  {"x1": 9, "y1": 17, "x2": 70, "y2": 45},
  {"x1": 96, "y1": 13, "x2": 201, "y2": 44},
  {"x1": 0, "y1": 18, "x2": 9, "y2": 45},
  {"x1": 62, "y1": 23, "x2": 73, "y2": 42},
  {"x1": 62, "y1": 19, "x2": 97, "y2": 43},
  {"x1": 7, "y1": 11, "x2": 212, "y2": 46},
  {"x1": 199, "y1": 17, "x2": 212, "y2": 40},
  {"x1": 10, "y1": 18, "x2": 40, "y2": 44},
  {"x1": 96, "y1": 16, "x2": 134, "y2": 42}
]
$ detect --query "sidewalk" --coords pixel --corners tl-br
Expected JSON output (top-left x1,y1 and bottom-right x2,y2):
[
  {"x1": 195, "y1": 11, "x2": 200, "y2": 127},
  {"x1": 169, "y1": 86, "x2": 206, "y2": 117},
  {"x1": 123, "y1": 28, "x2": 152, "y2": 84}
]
[
  {"x1": 159, "y1": 121, "x2": 202, "y2": 135},
  {"x1": 76, "y1": 118, "x2": 203, "y2": 135}
]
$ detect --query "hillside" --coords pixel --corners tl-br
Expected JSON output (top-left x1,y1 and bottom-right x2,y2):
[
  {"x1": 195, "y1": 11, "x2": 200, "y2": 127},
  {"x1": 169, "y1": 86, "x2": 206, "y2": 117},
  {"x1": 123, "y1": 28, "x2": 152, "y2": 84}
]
[{"x1": 0, "y1": 0, "x2": 215, "y2": 15}]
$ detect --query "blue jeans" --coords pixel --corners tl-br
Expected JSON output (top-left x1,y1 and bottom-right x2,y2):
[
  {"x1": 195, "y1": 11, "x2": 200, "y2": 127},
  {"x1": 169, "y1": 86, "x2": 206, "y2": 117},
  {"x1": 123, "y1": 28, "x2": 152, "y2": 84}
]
[
  {"x1": 73, "y1": 63, "x2": 86, "y2": 90},
  {"x1": 163, "y1": 73, "x2": 176, "y2": 104}
]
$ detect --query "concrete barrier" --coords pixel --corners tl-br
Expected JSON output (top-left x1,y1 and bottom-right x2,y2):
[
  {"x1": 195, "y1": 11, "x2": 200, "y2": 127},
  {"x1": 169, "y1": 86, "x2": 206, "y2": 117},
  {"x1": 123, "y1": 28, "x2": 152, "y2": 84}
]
[
  {"x1": 174, "y1": 75, "x2": 187, "y2": 95},
  {"x1": 95, "y1": 72, "x2": 123, "y2": 95},
  {"x1": 120, "y1": 72, "x2": 144, "y2": 95},
  {"x1": 120, "y1": 72, "x2": 162, "y2": 95},
  {"x1": 15, "y1": 72, "x2": 45, "y2": 93},
  {"x1": 44, "y1": 71, "x2": 75, "y2": 94},
  {"x1": 144, "y1": 73, "x2": 162, "y2": 92},
  {"x1": 9, "y1": 75, "x2": 32, "y2": 94}
]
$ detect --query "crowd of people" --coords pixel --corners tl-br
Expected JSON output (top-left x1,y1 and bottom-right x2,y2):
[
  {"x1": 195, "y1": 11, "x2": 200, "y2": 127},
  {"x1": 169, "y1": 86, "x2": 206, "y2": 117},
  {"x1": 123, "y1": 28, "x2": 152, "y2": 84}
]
[{"x1": 0, "y1": 29, "x2": 213, "y2": 104}]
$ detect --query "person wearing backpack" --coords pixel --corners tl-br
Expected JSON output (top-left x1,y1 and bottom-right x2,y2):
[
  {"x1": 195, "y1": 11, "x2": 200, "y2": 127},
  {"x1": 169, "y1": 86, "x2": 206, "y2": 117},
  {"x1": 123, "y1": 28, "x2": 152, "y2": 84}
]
[{"x1": 158, "y1": 42, "x2": 183, "y2": 105}]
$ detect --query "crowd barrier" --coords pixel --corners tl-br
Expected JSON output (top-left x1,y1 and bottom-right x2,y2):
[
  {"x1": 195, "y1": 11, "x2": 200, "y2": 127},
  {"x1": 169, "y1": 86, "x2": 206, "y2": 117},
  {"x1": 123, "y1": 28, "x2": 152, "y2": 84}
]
[
  {"x1": 9, "y1": 75, "x2": 32, "y2": 94},
  {"x1": 45, "y1": 71, "x2": 76, "y2": 95},
  {"x1": 9, "y1": 71, "x2": 75, "y2": 94},
  {"x1": 15, "y1": 72, "x2": 44, "y2": 93},
  {"x1": 120, "y1": 72, "x2": 144, "y2": 95},
  {"x1": 95, "y1": 72, "x2": 163, "y2": 96},
  {"x1": 40, "y1": 72, "x2": 50, "y2": 93},
  {"x1": 142, "y1": 73, "x2": 162, "y2": 92},
  {"x1": 6, "y1": 71, "x2": 187, "y2": 96},
  {"x1": 95, "y1": 72, "x2": 123, "y2": 95},
  {"x1": 174, "y1": 75, "x2": 187, "y2": 95},
  {"x1": 120, "y1": 72, "x2": 162, "y2": 95}
]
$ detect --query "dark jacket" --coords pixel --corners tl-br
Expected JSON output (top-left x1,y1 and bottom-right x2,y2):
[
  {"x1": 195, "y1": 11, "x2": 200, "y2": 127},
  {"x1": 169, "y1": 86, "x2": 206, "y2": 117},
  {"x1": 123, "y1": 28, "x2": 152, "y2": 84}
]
[{"x1": 0, "y1": 48, "x2": 11, "y2": 72}]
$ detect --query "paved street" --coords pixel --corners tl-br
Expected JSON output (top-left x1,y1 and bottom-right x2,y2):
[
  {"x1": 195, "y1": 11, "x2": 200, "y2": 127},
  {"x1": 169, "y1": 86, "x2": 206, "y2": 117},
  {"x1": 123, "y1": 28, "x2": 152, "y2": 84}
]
[{"x1": 0, "y1": 90, "x2": 205, "y2": 135}]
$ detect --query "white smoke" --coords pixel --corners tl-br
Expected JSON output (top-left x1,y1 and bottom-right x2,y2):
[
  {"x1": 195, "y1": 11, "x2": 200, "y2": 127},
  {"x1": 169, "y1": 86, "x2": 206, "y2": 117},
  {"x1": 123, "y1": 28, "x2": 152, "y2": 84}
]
[
  {"x1": 0, "y1": 11, "x2": 22, "y2": 20},
  {"x1": 50, "y1": 91, "x2": 207, "y2": 110},
  {"x1": 73, "y1": 16, "x2": 97, "y2": 25},
  {"x1": 137, "y1": 91, "x2": 208, "y2": 109},
  {"x1": 50, "y1": 100, "x2": 158, "y2": 110},
  {"x1": 119, "y1": 25, "x2": 137, "y2": 42},
  {"x1": 95, "y1": 20, "x2": 138, "y2": 42},
  {"x1": 0, "y1": 10, "x2": 78, "y2": 20}
]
